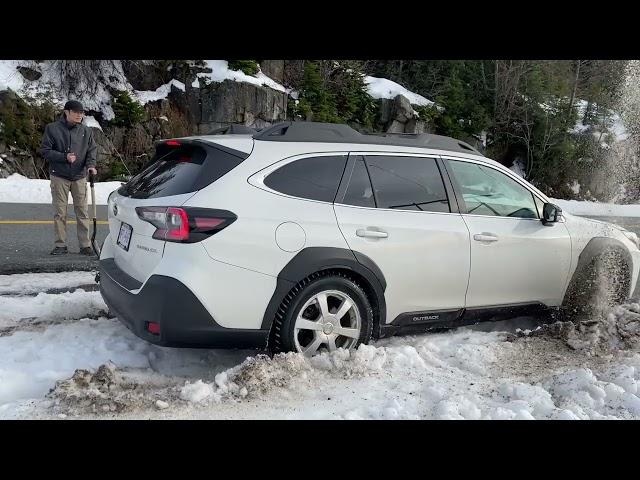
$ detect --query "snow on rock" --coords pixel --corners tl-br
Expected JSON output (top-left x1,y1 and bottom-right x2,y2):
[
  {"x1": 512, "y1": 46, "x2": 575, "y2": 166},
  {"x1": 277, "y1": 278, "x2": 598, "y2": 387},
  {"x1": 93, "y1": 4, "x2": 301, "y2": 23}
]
[
  {"x1": 192, "y1": 60, "x2": 287, "y2": 93},
  {"x1": 1, "y1": 60, "x2": 134, "y2": 121},
  {"x1": 0, "y1": 173, "x2": 120, "y2": 204},
  {"x1": 83, "y1": 115, "x2": 102, "y2": 131},
  {"x1": 0, "y1": 271, "x2": 97, "y2": 295},
  {"x1": 364, "y1": 75, "x2": 434, "y2": 107},
  {"x1": 134, "y1": 79, "x2": 185, "y2": 105},
  {"x1": 0, "y1": 60, "x2": 26, "y2": 92}
]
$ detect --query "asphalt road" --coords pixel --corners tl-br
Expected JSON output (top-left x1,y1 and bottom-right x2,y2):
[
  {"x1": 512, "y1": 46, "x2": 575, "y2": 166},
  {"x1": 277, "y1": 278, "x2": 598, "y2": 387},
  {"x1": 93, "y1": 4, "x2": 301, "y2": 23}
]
[
  {"x1": 2, "y1": 203, "x2": 640, "y2": 275},
  {"x1": 0, "y1": 203, "x2": 109, "y2": 274}
]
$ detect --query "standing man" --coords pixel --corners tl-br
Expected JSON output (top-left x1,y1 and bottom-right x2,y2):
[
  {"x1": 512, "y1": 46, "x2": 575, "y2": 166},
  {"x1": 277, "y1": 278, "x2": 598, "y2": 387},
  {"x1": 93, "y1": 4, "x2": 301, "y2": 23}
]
[{"x1": 41, "y1": 100, "x2": 98, "y2": 255}]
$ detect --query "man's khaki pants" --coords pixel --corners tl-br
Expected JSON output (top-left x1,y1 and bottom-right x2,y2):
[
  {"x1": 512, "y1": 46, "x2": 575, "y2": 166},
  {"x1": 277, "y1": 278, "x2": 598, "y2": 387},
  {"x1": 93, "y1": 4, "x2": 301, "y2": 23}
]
[{"x1": 50, "y1": 175, "x2": 90, "y2": 249}]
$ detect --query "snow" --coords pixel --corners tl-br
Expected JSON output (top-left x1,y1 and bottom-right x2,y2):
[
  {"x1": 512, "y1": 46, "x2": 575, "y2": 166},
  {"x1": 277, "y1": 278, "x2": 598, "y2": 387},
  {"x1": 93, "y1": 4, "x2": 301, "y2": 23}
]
[
  {"x1": 1, "y1": 270, "x2": 640, "y2": 419},
  {"x1": 364, "y1": 75, "x2": 434, "y2": 107},
  {"x1": 0, "y1": 60, "x2": 187, "y2": 121},
  {"x1": 83, "y1": 115, "x2": 102, "y2": 131},
  {"x1": 509, "y1": 159, "x2": 526, "y2": 178},
  {"x1": 0, "y1": 60, "x2": 25, "y2": 92},
  {"x1": 0, "y1": 174, "x2": 120, "y2": 204},
  {"x1": 192, "y1": 60, "x2": 287, "y2": 93},
  {"x1": 0, "y1": 271, "x2": 96, "y2": 295},
  {"x1": 134, "y1": 79, "x2": 185, "y2": 105},
  {"x1": 553, "y1": 198, "x2": 640, "y2": 217},
  {"x1": 569, "y1": 180, "x2": 581, "y2": 196},
  {"x1": 180, "y1": 380, "x2": 216, "y2": 403},
  {"x1": 0, "y1": 290, "x2": 106, "y2": 329}
]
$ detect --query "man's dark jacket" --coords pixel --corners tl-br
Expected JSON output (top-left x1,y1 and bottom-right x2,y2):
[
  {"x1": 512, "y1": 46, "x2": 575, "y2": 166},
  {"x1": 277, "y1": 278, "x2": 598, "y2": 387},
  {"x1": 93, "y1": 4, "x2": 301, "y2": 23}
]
[{"x1": 41, "y1": 115, "x2": 97, "y2": 181}]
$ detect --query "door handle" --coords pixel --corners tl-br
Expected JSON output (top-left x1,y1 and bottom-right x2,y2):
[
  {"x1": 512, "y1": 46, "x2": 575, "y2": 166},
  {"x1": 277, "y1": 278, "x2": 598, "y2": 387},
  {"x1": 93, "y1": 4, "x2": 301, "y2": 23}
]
[
  {"x1": 356, "y1": 228, "x2": 388, "y2": 239},
  {"x1": 473, "y1": 233, "x2": 498, "y2": 243}
]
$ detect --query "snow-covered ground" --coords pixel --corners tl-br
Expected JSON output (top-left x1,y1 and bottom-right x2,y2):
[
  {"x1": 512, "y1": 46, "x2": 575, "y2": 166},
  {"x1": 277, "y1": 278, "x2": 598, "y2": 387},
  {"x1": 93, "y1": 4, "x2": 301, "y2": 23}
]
[
  {"x1": 0, "y1": 174, "x2": 120, "y2": 204},
  {"x1": 1, "y1": 271, "x2": 640, "y2": 420}
]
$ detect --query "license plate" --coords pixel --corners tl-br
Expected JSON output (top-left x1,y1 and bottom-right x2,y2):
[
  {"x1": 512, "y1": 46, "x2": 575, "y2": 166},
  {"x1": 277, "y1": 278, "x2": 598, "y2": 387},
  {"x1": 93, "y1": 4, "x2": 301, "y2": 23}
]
[{"x1": 117, "y1": 222, "x2": 133, "y2": 251}]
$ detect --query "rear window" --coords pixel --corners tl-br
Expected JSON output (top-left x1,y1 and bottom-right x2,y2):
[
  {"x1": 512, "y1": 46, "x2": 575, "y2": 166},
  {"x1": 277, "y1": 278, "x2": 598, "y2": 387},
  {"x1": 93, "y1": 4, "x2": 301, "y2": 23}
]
[{"x1": 119, "y1": 142, "x2": 246, "y2": 199}]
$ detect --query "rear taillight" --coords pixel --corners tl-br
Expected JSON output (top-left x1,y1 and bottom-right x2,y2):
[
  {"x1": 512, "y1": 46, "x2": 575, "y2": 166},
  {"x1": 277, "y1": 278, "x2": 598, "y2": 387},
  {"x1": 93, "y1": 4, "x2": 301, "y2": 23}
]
[{"x1": 136, "y1": 207, "x2": 236, "y2": 243}]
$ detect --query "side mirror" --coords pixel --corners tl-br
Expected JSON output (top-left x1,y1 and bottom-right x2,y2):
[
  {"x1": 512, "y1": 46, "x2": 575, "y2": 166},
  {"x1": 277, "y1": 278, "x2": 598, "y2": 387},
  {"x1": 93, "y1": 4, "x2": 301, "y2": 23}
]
[{"x1": 542, "y1": 203, "x2": 561, "y2": 225}]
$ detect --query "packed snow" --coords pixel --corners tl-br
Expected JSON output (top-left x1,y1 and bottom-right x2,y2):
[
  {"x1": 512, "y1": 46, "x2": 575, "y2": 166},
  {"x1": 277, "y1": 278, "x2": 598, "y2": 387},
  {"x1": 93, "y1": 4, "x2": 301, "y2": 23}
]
[
  {"x1": 1, "y1": 271, "x2": 640, "y2": 419},
  {"x1": 0, "y1": 271, "x2": 96, "y2": 295},
  {"x1": 364, "y1": 76, "x2": 434, "y2": 107},
  {"x1": 192, "y1": 60, "x2": 287, "y2": 93},
  {"x1": 0, "y1": 174, "x2": 120, "y2": 204}
]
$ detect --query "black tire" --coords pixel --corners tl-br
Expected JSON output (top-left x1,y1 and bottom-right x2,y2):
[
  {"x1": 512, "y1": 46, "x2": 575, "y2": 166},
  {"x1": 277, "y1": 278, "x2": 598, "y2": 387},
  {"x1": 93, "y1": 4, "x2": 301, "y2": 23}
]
[
  {"x1": 561, "y1": 248, "x2": 631, "y2": 321},
  {"x1": 269, "y1": 271, "x2": 374, "y2": 355}
]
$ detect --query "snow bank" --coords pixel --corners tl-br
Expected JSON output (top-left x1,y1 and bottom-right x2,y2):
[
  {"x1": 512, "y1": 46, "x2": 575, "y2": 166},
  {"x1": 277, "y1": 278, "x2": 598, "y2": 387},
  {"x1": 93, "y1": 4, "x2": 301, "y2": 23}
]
[
  {"x1": 553, "y1": 198, "x2": 640, "y2": 217},
  {"x1": 0, "y1": 318, "x2": 151, "y2": 407},
  {"x1": 0, "y1": 271, "x2": 96, "y2": 295},
  {"x1": 364, "y1": 75, "x2": 434, "y2": 107},
  {"x1": 192, "y1": 60, "x2": 287, "y2": 93},
  {"x1": 0, "y1": 174, "x2": 120, "y2": 204},
  {"x1": 0, "y1": 289, "x2": 107, "y2": 328}
]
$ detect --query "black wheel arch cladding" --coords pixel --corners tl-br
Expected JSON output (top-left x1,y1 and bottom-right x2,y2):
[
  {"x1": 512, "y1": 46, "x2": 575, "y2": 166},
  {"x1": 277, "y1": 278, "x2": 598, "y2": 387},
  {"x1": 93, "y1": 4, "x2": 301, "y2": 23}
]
[
  {"x1": 564, "y1": 236, "x2": 634, "y2": 302},
  {"x1": 261, "y1": 247, "x2": 387, "y2": 332}
]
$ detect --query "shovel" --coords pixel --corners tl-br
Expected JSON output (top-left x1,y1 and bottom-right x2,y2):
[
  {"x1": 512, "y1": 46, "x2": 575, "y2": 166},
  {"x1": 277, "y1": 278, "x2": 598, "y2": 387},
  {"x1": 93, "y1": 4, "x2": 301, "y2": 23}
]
[{"x1": 89, "y1": 172, "x2": 100, "y2": 257}]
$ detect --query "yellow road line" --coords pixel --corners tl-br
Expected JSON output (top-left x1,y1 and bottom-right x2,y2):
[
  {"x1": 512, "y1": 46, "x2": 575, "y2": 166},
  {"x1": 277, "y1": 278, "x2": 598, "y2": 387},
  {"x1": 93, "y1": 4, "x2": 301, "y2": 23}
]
[{"x1": 0, "y1": 220, "x2": 109, "y2": 225}]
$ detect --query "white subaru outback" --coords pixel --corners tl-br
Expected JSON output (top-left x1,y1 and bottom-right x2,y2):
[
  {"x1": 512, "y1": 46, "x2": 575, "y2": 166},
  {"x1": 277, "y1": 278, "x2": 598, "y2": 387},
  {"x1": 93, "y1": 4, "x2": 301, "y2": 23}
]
[{"x1": 99, "y1": 122, "x2": 640, "y2": 355}]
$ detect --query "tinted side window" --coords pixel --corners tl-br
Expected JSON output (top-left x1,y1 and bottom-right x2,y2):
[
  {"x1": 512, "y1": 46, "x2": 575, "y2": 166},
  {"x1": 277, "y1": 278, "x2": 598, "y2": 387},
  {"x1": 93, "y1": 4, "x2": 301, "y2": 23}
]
[
  {"x1": 342, "y1": 158, "x2": 375, "y2": 208},
  {"x1": 365, "y1": 155, "x2": 450, "y2": 212},
  {"x1": 264, "y1": 155, "x2": 347, "y2": 202},
  {"x1": 447, "y1": 160, "x2": 539, "y2": 219}
]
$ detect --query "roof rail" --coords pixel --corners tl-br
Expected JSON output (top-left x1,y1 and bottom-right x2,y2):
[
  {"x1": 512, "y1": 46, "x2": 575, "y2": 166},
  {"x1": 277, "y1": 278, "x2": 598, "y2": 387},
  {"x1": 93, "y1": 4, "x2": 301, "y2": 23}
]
[
  {"x1": 207, "y1": 124, "x2": 259, "y2": 135},
  {"x1": 253, "y1": 121, "x2": 483, "y2": 156}
]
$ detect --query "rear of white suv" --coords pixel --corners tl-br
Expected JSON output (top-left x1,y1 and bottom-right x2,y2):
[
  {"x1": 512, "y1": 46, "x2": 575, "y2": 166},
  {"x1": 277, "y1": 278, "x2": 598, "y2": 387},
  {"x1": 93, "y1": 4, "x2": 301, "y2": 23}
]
[{"x1": 99, "y1": 135, "x2": 276, "y2": 348}]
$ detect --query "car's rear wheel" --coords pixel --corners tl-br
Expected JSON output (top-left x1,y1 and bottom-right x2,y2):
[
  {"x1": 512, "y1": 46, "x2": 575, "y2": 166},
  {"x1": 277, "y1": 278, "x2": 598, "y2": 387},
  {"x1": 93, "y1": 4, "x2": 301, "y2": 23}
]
[
  {"x1": 270, "y1": 272, "x2": 373, "y2": 356},
  {"x1": 562, "y1": 248, "x2": 631, "y2": 321}
]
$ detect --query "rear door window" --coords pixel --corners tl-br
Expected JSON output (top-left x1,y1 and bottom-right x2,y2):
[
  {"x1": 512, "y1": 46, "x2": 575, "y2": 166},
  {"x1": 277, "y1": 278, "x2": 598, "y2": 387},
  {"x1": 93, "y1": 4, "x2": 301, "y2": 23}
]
[{"x1": 264, "y1": 155, "x2": 348, "y2": 202}]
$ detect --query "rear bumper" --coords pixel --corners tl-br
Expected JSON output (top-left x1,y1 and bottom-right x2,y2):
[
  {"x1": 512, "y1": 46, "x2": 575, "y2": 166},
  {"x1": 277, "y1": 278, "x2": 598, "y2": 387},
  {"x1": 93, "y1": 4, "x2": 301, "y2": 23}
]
[{"x1": 99, "y1": 258, "x2": 268, "y2": 349}]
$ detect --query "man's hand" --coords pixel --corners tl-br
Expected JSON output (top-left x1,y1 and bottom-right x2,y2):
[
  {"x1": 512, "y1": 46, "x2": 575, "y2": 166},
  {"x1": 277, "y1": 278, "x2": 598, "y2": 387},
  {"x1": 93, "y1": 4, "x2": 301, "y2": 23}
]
[
  {"x1": 67, "y1": 152, "x2": 77, "y2": 163},
  {"x1": 88, "y1": 167, "x2": 97, "y2": 176}
]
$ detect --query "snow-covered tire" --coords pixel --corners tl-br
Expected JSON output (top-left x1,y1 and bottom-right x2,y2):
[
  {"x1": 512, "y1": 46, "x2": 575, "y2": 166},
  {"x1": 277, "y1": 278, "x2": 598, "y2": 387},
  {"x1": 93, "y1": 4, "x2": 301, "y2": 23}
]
[
  {"x1": 269, "y1": 271, "x2": 374, "y2": 356},
  {"x1": 561, "y1": 248, "x2": 631, "y2": 321}
]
